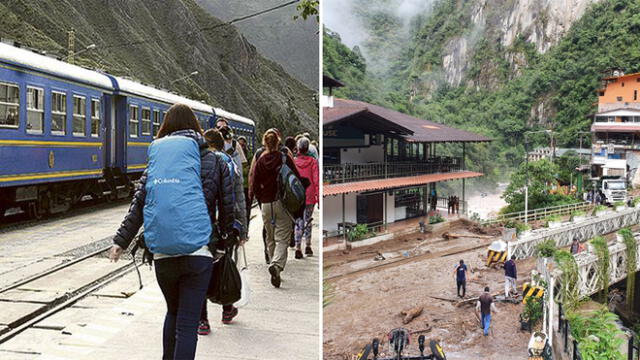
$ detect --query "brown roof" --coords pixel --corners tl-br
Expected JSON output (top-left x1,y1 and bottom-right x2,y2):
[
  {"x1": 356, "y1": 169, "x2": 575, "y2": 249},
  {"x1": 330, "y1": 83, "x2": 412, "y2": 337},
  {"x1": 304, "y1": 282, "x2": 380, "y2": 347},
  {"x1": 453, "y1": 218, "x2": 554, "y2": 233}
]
[
  {"x1": 323, "y1": 171, "x2": 484, "y2": 196},
  {"x1": 323, "y1": 75, "x2": 344, "y2": 88},
  {"x1": 324, "y1": 98, "x2": 491, "y2": 143}
]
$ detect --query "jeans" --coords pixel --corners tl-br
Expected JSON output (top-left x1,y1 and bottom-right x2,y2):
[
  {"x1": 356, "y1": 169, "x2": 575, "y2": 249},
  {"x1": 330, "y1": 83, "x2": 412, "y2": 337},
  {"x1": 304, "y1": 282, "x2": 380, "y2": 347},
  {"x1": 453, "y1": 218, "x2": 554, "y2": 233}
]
[
  {"x1": 456, "y1": 280, "x2": 466, "y2": 297},
  {"x1": 481, "y1": 313, "x2": 491, "y2": 336},
  {"x1": 155, "y1": 256, "x2": 213, "y2": 360}
]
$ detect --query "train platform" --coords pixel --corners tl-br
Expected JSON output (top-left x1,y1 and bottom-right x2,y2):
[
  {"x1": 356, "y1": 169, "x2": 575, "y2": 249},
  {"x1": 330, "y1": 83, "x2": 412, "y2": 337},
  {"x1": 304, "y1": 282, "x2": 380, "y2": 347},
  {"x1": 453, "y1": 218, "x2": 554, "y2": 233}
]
[{"x1": 0, "y1": 205, "x2": 319, "y2": 360}]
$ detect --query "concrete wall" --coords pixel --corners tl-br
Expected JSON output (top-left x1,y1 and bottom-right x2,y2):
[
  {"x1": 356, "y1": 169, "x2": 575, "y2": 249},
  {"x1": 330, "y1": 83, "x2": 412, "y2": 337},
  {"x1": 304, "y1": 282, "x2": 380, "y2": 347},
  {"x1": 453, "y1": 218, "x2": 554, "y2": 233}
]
[{"x1": 340, "y1": 144, "x2": 384, "y2": 164}]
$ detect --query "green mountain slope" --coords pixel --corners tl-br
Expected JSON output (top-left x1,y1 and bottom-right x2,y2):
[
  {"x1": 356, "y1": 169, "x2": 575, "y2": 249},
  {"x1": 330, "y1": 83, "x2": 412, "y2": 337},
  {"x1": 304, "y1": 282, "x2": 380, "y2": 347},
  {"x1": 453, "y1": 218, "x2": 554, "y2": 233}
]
[
  {"x1": 324, "y1": 0, "x2": 640, "y2": 181},
  {"x1": 195, "y1": 0, "x2": 319, "y2": 89},
  {"x1": 0, "y1": 0, "x2": 318, "y2": 138}
]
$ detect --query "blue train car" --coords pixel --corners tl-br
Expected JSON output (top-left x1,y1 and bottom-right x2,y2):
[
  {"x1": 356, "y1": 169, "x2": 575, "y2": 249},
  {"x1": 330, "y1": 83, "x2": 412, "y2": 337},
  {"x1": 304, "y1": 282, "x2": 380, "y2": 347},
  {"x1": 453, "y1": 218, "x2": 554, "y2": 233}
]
[{"x1": 0, "y1": 42, "x2": 255, "y2": 218}]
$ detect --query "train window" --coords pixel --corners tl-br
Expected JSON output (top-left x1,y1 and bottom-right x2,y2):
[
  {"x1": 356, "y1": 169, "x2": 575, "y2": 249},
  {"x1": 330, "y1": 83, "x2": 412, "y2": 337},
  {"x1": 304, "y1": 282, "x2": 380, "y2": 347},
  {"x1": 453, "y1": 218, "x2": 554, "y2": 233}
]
[
  {"x1": 141, "y1": 108, "x2": 151, "y2": 136},
  {"x1": 26, "y1": 87, "x2": 44, "y2": 134},
  {"x1": 91, "y1": 99, "x2": 100, "y2": 137},
  {"x1": 153, "y1": 110, "x2": 160, "y2": 136},
  {"x1": 0, "y1": 82, "x2": 20, "y2": 128},
  {"x1": 72, "y1": 95, "x2": 86, "y2": 136},
  {"x1": 51, "y1": 91, "x2": 67, "y2": 135},
  {"x1": 129, "y1": 105, "x2": 139, "y2": 138}
]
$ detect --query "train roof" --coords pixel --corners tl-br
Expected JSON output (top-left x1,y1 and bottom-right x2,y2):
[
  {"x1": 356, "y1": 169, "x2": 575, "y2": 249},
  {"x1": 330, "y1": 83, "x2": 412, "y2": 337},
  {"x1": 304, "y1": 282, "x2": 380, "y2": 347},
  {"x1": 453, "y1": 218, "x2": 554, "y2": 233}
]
[
  {"x1": 115, "y1": 77, "x2": 213, "y2": 114},
  {"x1": 214, "y1": 107, "x2": 255, "y2": 127},
  {"x1": 0, "y1": 42, "x2": 255, "y2": 127},
  {"x1": 0, "y1": 42, "x2": 114, "y2": 90}
]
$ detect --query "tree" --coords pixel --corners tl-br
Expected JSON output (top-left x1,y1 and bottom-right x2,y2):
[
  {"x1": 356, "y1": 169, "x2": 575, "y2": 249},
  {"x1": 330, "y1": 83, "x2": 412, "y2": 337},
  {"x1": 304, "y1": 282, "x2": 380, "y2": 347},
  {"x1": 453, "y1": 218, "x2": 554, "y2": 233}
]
[
  {"x1": 295, "y1": 0, "x2": 318, "y2": 22},
  {"x1": 502, "y1": 159, "x2": 578, "y2": 213}
]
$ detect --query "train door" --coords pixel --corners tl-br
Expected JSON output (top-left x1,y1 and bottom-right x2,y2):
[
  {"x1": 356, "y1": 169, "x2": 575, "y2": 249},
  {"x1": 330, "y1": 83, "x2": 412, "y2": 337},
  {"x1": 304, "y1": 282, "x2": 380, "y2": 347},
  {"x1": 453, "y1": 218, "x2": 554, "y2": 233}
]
[{"x1": 113, "y1": 95, "x2": 128, "y2": 170}]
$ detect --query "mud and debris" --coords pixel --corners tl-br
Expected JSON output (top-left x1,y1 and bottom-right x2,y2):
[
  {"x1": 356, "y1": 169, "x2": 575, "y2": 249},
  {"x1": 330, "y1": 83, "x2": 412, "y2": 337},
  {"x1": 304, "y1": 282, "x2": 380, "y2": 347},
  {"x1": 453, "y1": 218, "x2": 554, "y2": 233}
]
[{"x1": 323, "y1": 220, "x2": 537, "y2": 360}]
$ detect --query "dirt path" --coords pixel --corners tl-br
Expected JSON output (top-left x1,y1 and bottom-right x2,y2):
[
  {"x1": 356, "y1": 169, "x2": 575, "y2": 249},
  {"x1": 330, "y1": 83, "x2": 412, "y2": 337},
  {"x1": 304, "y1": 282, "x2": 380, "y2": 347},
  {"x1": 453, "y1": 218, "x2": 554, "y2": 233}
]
[{"x1": 323, "y1": 227, "x2": 536, "y2": 360}]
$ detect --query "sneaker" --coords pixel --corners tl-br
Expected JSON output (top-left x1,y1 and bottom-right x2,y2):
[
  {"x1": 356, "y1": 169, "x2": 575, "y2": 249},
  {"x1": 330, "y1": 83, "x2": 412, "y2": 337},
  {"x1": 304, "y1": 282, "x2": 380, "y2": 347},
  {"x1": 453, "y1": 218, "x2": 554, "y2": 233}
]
[
  {"x1": 268, "y1": 264, "x2": 281, "y2": 288},
  {"x1": 305, "y1": 246, "x2": 313, "y2": 256},
  {"x1": 198, "y1": 320, "x2": 211, "y2": 335},
  {"x1": 295, "y1": 249, "x2": 303, "y2": 259},
  {"x1": 222, "y1": 306, "x2": 238, "y2": 324}
]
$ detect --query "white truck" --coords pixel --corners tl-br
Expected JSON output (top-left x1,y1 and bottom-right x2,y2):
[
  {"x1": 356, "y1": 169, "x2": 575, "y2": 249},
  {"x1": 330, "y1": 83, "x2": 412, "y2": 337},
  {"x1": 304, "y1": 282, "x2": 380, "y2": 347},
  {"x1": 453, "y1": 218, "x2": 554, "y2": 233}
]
[{"x1": 600, "y1": 177, "x2": 628, "y2": 205}]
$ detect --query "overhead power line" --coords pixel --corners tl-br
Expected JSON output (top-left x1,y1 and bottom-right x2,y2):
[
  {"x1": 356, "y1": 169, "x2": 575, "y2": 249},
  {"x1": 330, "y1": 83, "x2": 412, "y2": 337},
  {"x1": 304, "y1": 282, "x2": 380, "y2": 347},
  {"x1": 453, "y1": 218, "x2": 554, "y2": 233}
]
[{"x1": 100, "y1": 0, "x2": 300, "y2": 51}]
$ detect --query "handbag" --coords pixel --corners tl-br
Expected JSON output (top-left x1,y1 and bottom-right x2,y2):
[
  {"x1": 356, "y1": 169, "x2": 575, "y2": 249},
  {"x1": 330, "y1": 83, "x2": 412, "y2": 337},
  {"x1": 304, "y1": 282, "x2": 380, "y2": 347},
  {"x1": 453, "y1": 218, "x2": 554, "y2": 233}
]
[
  {"x1": 234, "y1": 245, "x2": 251, "y2": 308},
  {"x1": 207, "y1": 246, "x2": 242, "y2": 305}
]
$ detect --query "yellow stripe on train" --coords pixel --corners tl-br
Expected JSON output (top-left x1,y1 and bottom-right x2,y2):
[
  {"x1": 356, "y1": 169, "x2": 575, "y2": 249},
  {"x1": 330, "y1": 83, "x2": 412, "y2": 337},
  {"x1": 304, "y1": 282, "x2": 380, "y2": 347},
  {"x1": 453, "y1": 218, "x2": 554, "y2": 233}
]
[{"x1": 522, "y1": 283, "x2": 545, "y2": 303}]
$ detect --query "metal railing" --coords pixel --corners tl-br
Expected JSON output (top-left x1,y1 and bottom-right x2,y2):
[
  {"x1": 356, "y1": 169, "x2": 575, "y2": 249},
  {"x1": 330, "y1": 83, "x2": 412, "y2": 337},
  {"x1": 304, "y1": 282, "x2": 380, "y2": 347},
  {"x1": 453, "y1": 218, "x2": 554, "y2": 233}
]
[
  {"x1": 323, "y1": 157, "x2": 462, "y2": 184},
  {"x1": 481, "y1": 202, "x2": 592, "y2": 225}
]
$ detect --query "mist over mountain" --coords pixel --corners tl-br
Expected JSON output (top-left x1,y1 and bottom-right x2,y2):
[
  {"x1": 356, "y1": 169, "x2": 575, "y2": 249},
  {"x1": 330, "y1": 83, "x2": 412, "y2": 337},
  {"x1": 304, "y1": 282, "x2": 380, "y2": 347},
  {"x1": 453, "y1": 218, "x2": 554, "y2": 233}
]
[
  {"x1": 196, "y1": 0, "x2": 319, "y2": 89},
  {"x1": 0, "y1": 0, "x2": 318, "y2": 138}
]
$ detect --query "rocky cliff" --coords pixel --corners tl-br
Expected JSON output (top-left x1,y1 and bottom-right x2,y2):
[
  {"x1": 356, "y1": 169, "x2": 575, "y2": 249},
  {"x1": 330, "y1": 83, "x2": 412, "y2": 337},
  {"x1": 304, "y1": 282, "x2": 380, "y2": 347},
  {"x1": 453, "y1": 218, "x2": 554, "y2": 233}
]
[
  {"x1": 0, "y1": 0, "x2": 318, "y2": 137},
  {"x1": 195, "y1": 0, "x2": 319, "y2": 89}
]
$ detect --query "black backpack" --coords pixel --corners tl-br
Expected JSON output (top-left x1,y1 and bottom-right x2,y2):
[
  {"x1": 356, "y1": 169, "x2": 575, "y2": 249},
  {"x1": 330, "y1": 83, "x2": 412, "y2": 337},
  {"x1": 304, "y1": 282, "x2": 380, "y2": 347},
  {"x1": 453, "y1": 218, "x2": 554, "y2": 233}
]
[{"x1": 277, "y1": 151, "x2": 306, "y2": 219}]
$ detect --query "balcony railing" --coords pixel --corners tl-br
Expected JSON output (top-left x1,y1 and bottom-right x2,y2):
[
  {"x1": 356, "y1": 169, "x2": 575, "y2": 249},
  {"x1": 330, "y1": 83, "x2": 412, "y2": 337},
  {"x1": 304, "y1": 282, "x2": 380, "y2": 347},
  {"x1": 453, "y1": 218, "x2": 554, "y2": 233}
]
[{"x1": 323, "y1": 157, "x2": 462, "y2": 184}]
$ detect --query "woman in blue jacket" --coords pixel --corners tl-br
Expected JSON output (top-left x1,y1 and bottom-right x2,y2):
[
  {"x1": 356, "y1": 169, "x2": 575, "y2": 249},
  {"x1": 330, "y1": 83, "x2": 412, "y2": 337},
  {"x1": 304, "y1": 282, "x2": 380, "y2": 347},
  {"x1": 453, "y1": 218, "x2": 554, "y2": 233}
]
[{"x1": 109, "y1": 104, "x2": 234, "y2": 360}]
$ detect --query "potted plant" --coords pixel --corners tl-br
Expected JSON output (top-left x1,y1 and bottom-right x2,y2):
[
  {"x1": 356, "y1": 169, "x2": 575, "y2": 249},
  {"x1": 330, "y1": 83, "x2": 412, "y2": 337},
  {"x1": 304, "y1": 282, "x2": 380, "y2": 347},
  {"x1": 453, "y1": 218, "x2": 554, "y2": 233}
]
[
  {"x1": 544, "y1": 215, "x2": 562, "y2": 229},
  {"x1": 593, "y1": 204, "x2": 608, "y2": 216},
  {"x1": 516, "y1": 222, "x2": 532, "y2": 237},
  {"x1": 571, "y1": 210, "x2": 586, "y2": 223},
  {"x1": 535, "y1": 239, "x2": 556, "y2": 259},
  {"x1": 614, "y1": 201, "x2": 626, "y2": 211}
]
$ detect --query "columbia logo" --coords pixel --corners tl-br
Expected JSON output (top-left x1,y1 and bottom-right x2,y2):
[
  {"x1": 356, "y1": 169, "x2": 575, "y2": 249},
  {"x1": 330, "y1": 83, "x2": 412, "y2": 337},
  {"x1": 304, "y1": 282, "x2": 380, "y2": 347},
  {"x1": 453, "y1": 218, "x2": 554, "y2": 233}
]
[{"x1": 153, "y1": 178, "x2": 181, "y2": 185}]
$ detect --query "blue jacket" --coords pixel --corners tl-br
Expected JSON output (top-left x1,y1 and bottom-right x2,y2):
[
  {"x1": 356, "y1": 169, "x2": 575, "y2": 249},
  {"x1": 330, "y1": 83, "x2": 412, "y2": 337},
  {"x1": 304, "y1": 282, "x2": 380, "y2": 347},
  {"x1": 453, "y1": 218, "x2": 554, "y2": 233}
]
[{"x1": 113, "y1": 130, "x2": 234, "y2": 250}]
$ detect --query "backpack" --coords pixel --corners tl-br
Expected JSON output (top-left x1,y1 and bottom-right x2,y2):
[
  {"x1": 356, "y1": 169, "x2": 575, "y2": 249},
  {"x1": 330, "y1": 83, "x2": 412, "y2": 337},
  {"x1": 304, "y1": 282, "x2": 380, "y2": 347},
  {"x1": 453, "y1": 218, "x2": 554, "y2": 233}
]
[
  {"x1": 143, "y1": 135, "x2": 212, "y2": 255},
  {"x1": 277, "y1": 151, "x2": 306, "y2": 219}
]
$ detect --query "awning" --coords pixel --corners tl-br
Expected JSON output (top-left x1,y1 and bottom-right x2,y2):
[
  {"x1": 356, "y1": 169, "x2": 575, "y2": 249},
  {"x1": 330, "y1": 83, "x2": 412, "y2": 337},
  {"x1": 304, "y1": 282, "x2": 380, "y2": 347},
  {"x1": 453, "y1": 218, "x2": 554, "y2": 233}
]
[
  {"x1": 323, "y1": 171, "x2": 484, "y2": 196},
  {"x1": 591, "y1": 124, "x2": 640, "y2": 132}
]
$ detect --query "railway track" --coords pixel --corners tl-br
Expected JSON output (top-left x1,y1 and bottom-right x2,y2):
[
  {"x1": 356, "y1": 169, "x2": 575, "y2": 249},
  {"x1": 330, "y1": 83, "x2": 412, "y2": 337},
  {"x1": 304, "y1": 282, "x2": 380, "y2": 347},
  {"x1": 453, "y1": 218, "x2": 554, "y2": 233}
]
[{"x1": 0, "y1": 242, "x2": 137, "y2": 344}]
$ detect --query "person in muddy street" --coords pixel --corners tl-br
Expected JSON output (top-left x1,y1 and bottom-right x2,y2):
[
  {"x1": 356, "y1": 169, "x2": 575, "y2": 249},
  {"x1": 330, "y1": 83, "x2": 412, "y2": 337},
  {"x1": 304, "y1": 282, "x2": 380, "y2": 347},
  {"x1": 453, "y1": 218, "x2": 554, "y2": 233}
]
[
  {"x1": 476, "y1": 286, "x2": 498, "y2": 336},
  {"x1": 453, "y1": 259, "x2": 468, "y2": 298},
  {"x1": 504, "y1": 255, "x2": 517, "y2": 297}
]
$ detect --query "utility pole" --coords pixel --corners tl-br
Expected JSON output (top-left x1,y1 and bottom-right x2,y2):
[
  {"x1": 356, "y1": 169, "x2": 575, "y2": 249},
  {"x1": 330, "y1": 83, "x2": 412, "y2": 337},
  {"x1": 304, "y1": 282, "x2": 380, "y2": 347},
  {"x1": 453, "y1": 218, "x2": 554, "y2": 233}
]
[{"x1": 67, "y1": 29, "x2": 75, "y2": 65}]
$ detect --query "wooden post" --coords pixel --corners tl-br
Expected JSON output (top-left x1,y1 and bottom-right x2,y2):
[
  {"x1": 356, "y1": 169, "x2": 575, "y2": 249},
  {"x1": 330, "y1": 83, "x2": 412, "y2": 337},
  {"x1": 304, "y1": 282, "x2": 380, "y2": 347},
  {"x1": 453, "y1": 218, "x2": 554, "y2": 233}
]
[{"x1": 342, "y1": 193, "x2": 346, "y2": 243}]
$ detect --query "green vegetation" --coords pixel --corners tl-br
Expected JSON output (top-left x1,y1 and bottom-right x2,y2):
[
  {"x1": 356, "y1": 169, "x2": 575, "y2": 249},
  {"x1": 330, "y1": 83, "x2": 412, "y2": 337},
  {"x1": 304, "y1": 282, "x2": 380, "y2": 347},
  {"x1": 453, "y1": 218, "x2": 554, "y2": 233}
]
[
  {"x1": 591, "y1": 236, "x2": 610, "y2": 303},
  {"x1": 572, "y1": 210, "x2": 586, "y2": 218},
  {"x1": 295, "y1": 0, "x2": 319, "y2": 22},
  {"x1": 522, "y1": 296, "x2": 543, "y2": 327},
  {"x1": 501, "y1": 159, "x2": 580, "y2": 214},
  {"x1": 593, "y1": 205, "x2": 608, "y2": 215},
  {"x1": 619, "y1": 228, "x2": 637, "y2": 307},
  {"x1": 613, "y1": 201, "x2": 626, "y2": 208},
  {"x1": 323, "y1": 27, "x2": 380, "y2": 103},
  {"x1": 554, "y1": 250, "x2": 580, "y2": 311},
  {"x1": 544, "y1": 214, "x2": 562, "y2": 227},
  {"x1": 429, "y1": 213, "x2": 445, "y2": 224},
  {"x1": 504, "y1": 220, "x2": 530, "y2": 235},
  {"x1": 567, "y1": 308, "x2": 625, "y2": 360},
  {"x1": 633, "y1": 197, "x2": 640, "y2": 207},
  {"x1": 535, "y1": 239, "x2": 556, "y2": 258},
  {"x1": 346, "y1": 224, "x2": 371, "y2": 242}
]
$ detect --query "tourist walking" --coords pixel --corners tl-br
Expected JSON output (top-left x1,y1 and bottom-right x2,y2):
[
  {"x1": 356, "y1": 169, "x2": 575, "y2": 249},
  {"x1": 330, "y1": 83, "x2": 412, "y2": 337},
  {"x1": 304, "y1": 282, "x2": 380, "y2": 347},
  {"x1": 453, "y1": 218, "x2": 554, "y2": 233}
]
[
  {"x1": 109, "y1": 104, "x2": 234, "y2": 360},
  {"x1": 293, "y1": 137, "x2": 318, "y2": 259},
  {"x1": 250, "y1": 129, "x2": 302, "y2": 288},
  {"x1": 476, "y1": 287, "x2": 498, "y2": 336},
  {"x1": 504, "y1": 255, "x2": 518, "y2": 297},
  {"x1": 453, "y1": 259, "x2": 468, "y2": 298}
]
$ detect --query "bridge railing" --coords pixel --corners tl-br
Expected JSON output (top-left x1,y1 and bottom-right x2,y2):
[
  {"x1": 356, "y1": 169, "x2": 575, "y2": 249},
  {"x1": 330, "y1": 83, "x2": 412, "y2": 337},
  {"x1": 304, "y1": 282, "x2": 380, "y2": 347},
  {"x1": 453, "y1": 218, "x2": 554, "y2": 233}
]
[
  {"x1": 509, "y1": 207, "x2": 640, "y2": 259},
  {"x1": 481, "y1": 202, "x2": 592, "y2": 225}
]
